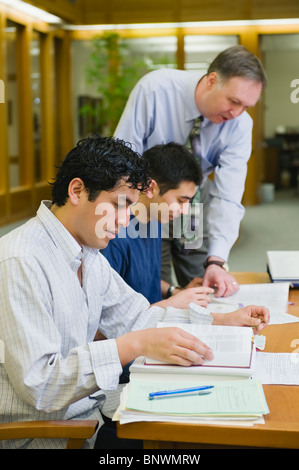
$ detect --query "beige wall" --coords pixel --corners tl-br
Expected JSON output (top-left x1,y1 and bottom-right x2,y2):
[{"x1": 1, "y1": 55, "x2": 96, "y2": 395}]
[{"x1": 262, "y1": 35, "x2": 299, "y2": 137}]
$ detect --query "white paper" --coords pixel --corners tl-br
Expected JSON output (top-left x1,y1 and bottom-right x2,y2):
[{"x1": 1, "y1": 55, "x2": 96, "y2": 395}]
[
  {"x1": 267, "y1": 251, "x2": 299, "y2": 281},
  {"x1": 268, "y1": 312, "x2": 299, "y2": 325},
  {"x1": 207, "y1": 283, "x2": 298, "y2": 325},
  {"x1": 253, "y1": 352, "x2": 299, "y2": 384},
  {"x1": 114, "y1": 382, "x2": 266, "y2": 427}
]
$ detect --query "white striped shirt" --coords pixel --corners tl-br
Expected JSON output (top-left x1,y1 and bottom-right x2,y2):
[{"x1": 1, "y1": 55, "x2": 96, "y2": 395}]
[{"x1": 0, "y1": 201, "x2": 169, "y2": 448}]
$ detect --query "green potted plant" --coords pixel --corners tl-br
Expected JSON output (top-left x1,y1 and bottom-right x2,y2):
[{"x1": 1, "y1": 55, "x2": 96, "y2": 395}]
[{"x1": 79, "y1": 32, "x2": 149, "y2": 136}]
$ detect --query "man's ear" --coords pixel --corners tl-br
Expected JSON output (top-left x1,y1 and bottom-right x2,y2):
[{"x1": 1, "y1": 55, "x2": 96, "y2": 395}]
[
  {"x1": 206, "y1": 71, "x2": 218, "y2": 89},
  {"x1": 68, "y1": 178, "x2": 86, "y2": 205},
  {"x1": 145, "y1": 179, "x2": 159, "y2": 199}
]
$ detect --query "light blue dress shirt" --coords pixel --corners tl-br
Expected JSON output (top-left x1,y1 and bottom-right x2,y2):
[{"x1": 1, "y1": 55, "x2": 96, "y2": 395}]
[{"x1": 115, "y1": 68, "x2": 253, "y2": 261}]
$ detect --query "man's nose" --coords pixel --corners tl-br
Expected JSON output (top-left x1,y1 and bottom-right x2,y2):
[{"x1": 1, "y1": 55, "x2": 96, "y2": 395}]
[
  {"x1": 229, "y1": 105, "x2": 245, "y2": 119},
  {"x1": 181, "y1": 203, "x2": 190, "y2": 216},
  {"x1": 117, "y1": 207, "x2": 131, "y2": 228}
]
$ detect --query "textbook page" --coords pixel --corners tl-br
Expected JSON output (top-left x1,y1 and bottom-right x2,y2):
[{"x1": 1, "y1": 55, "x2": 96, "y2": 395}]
[{"x1": 146, "y1": 323, "x2": 254, "y2": 368}]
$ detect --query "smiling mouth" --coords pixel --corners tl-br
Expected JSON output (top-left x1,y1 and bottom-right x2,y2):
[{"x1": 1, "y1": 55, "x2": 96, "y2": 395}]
[{"x1": 106, "y1": 230, "x2": 118, "y2": 238}]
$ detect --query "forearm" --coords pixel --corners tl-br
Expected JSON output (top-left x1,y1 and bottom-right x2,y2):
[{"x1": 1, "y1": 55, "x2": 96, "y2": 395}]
[
  {"x1": 210, "y1": 312, "x2": 226, "y2": 325},
  {"x1": 12, "y1": 338, "x2": 123, "y2": 412},
  {"x1": 115, "y1": 330, "x2": 149, "y2": 366}
]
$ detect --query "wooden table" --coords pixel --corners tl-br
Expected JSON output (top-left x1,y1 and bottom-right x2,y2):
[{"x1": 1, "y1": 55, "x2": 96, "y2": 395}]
[{"x1": 117, "y1": 272, "x2": 299, "y2": 449}]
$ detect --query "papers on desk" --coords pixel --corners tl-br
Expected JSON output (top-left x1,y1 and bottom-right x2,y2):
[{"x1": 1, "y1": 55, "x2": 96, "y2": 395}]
[
  {"x1": 118, "y1": 324, "x2": 268, "y2": 426},
  {"x1": 267, "y1": 250, "x2": 299, "y2": 284},
  {"x1": 207, "y1": 282, "x2": 299, "y2": 325},
  {"x1": 114, "y1": 282, "x2": 298, "y2": 427},
  {"x1": 114, "y1": 377, "x2": 269, "y2": 426},
  {"x1": 254, "y1": 352, "x2": 299, "y2": 385}
]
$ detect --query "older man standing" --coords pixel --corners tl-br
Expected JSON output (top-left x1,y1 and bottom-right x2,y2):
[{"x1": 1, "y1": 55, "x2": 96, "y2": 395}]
[{"x1": 114, "y1": 45, "x2": 267, "y2": 298}]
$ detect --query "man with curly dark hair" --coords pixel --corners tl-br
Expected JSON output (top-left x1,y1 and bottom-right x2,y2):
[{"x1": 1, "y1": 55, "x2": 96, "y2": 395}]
[{"x1": 0, "y1": 134, "x2": 269, "y2": 449}]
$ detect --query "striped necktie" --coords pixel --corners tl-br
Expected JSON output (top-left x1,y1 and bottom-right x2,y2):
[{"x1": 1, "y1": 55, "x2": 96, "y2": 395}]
[
  {"x1": 177, "y1": 116, "x2": 203, "y2": 254},
  {"x1": 187, "y1": 116, "x2": 203, "y2": 160}
]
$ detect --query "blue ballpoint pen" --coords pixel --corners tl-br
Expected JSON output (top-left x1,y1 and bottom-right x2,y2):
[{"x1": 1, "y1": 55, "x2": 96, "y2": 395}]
[{"x1": 148, "y1": 385, "x2": 214, "y2": 400}]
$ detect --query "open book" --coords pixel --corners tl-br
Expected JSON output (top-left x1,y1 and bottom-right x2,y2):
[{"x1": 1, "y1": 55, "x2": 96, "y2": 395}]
[
  {"x1": 116, "y1": 324, "x2": 268, "y2": 425},
  {"x1": 130, "y1": 323, "x2": 256, "y2": 378}
]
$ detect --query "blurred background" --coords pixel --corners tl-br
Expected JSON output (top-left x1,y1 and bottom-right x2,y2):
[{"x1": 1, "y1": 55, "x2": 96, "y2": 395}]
[{"x1": 0, "y1": 0, "x2": 298, "y2": 271}]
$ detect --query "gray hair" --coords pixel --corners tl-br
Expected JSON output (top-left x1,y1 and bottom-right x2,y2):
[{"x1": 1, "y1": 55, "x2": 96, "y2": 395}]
[{"x1": 207, "y1": 45, "x2": 267, "y2": 87}]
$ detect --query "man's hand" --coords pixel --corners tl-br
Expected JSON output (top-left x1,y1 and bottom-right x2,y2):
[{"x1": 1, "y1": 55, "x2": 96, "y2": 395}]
[
  {"x1": 184, "y1": 277, "x2": 204, "y2": 288},
  {"x1": 116, "y1": 327, "x2": 214, "y2": 367},
  {"x1": 203, "y1": 264, "x2": 239, "y2": 297},
  {"x1": 212, "y1": 305, "x2": 270, "y2": 332},
  {"x1": 165, "y1": 286, "x2": 214, "y2": 308}
]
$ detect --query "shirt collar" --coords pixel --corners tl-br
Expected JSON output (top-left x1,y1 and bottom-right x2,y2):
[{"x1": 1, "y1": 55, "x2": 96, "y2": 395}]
[
  {"x1": 37, "y1": 200, "x2": 84, "y2": 269},
  {"x1": 185, "y1": 71, "x2": 205, "y2": 122}
]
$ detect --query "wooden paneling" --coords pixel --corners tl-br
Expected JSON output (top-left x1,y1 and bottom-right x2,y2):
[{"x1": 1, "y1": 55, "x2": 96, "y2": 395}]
[
  {"x1": 251, "y1": 0, "x2": 299, "y2": 20},
  {"x1": 0, "y1": 11, "x2": 8, "y2": 201},
  {"x1": 0, "y1": 194, "x2": 8, "y2": 225},
  {"x1": 53, "y1": 32, "x2": 74, "y2": 160},
  {"x1": 80, "y1": 0, "x2": 299, "y2": 25},
  {"x1": 0, "y1": 7, "x2": 73, "y2": 227},
  {"x1": 17, "y1": 0, "x2": 299, "y2": 25},
  {"x1": 239, "y1": 28, "x2": 265, "y2": 206},
  {"x1": 10, "y1": 187, "x2": 33, "y2": 215},
  {"x1": 40, "y1": 33, "x2": 55, "y2": 183},
  {"x1": 16, "y1": 23, "x2": 34, "y2": 187},
  {"x1": 24, "y1": 0, "x2": 84, "y2": 24},
  {"x1": 34, "y1": 182, "x2": 52, "y2": 204}
]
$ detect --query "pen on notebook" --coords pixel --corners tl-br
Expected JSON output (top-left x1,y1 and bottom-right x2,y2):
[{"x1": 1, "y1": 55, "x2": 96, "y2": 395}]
[{"x1": 148, "y1": 385, "x2": 214, "y2": 400}]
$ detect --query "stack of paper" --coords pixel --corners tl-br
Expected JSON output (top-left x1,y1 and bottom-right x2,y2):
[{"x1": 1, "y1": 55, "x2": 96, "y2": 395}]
[
  {"x1": 114, "y1": 322, "x2": 269, "y2": 426},
  {"x1": 267, "y1": 251, "x2": 299, "y2": 285},
  {"x1": 114, "y1": 377, "x2": 269, "y2": 425}
]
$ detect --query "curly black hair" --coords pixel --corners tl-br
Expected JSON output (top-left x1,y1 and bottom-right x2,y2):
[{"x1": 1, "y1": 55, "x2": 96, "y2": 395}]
[{"x1": 51, "y1": 134, "x2": 151, "y2": 206}]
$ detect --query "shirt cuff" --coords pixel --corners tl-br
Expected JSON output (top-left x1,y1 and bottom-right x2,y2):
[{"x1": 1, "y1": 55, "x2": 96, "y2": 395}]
[
  {"x1": 88, "y1": 339, "x2": 122, "y2": 391},
  {"x1": 207, "y1": 240, "x2": 230, "y2": 263},
  {"x1": 189, "y1": 303, "x2": 213, "y2": 324}
]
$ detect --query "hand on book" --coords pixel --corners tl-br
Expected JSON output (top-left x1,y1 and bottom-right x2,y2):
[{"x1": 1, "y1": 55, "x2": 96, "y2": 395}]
[
  {"x1": 211, "y1": 305, "x2": 270, "y2": 332},
  {"x1": 116, "y1": 327, "x2": 214, "y2": 367}
]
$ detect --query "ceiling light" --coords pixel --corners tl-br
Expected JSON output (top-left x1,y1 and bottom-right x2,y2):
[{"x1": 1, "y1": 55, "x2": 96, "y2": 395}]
[
  {"x1": 0, "y1": 0, "x2": 62, "y2": 24},
  {"x1": 65, "y1": 18, "x2": 299, "y2": 31}
]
